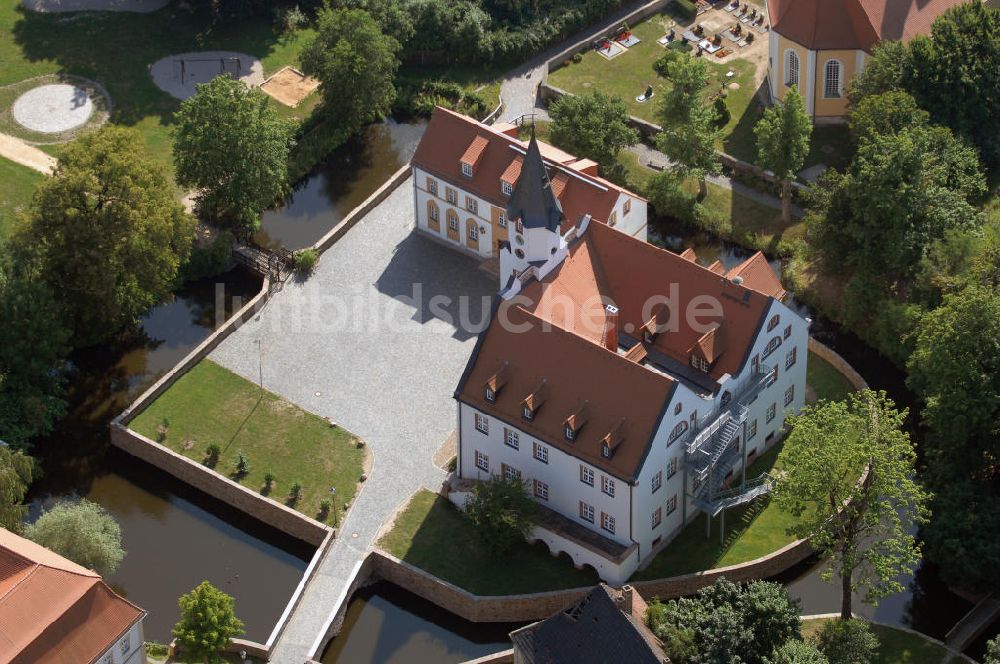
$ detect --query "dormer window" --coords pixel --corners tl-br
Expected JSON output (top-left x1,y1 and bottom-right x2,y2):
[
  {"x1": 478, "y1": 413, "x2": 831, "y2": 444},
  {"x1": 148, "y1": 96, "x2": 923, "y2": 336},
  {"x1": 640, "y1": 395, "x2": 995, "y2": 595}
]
[
  {"x1": 563, "y1": 401, "x2": 589, "y2": 442},
  {"x1": 601, "y1": 442, "x2": 610, "y2": 458},
  {"x1": 462, "y1": 162, "x2": 473, "y2": 178},
  {"x1": 485, "y1": 386, "x2": 495, "y2": 402},
  {"x1": 523, "y1": 405, "x2": 534, "y2": 421},
  {"x1": 691, "y1": 354, "x2": 710, "y2": 372},
  {"x1": 502, "y1": 180, "x2": 513, "y2": 196},
  {"x1": 565, "y1": 425, "x2": 575, "y2": 441}
]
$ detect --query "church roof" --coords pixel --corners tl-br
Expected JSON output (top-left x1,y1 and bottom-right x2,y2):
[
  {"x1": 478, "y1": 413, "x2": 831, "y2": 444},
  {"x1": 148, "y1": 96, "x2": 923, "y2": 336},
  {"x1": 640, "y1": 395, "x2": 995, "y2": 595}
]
[
  {"x1": 767, "y1": 0, "x2": 964, "y2": 51},
  {"x1": 507, "y1": 132, "x2": 564, "y2": 232}
]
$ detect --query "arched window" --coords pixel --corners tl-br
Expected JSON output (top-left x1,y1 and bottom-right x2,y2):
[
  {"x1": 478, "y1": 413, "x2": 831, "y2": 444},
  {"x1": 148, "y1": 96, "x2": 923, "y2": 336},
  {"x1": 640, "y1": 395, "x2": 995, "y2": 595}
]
[
  {"x1": 467, "y1": 219, "x2": 479, "y2": 242},
  {"x1": 447, "y1": 209, "x2": 459, "y2": 231},
  {"x1": 761, "y1": 335, "x2": 782, "y2": 359},
  {"x1": 427, "y1": 200, "x2": 440, "y2": 226},
  {"x1": 824, "y1": 60, "x2": 842, "y2": 98},
  {"x1": 667, "y1": 420, "x2": 689, "y2": 444},
  {"x1": 785, "y1": 50, "x2": 799, "y2": 87}
]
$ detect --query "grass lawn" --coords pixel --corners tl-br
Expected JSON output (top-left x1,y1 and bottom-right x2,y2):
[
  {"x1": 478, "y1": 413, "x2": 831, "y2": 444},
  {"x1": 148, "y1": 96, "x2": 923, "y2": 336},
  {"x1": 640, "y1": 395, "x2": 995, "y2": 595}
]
[
  {"x1": 0, "y1": 2, "x2": 316, "y2": 174},
  {"x1": 0, "y1": 156, "x2": 41, "y2": 243},
  {"x1": 802, "y1": 618, "x2": 956, "y2": 664},
  {"x1": 131, "y1": 360, "x2": 365, "y2": 523},
  {"x1": 632, "y1": 350, "x2": 858, "y2": 580},
  {"x1": 379, "y1": 489, "x2": 599, "y2": 595},
  {"x1": 547, "y1": 13, "x2": 758, "y2": 154}
]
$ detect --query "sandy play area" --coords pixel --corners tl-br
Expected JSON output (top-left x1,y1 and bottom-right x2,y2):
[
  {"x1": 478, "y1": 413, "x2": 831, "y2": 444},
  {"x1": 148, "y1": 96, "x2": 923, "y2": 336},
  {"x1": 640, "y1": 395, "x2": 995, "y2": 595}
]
[
  {"x1": 260, "y1": 66, "x2": 320, "y2": 107},
  {"x1": 23, "y1": 0, "x2": 169, "y2": 12},
  {"x1": 151, "y1": 51, "x2": 264, "y2": 101}
]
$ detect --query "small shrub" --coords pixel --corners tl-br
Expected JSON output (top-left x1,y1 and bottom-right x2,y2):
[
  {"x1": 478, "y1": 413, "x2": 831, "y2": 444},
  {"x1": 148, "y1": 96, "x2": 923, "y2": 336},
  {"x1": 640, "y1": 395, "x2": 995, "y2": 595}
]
[
  {"x1": 318, "y1": 499, "x2": 331, "y2": 519},
  {"x1": 713, "y1": 95, "x2": 731, "y2": 128},
  {"x1": 572, "y1": 52, "x2": 583, "y2": 63},
  {"x1": 770, "y1": 639, "x2": 829, "y2": 664},
  {"x1": 264, "y1": 472, "x2": 276, "y2": 488},
  {"x1": 294, "y1": 248, "x2": 319, "y2": 273},
  {"x1": 234, "y1": 451, "x2": 250, "y2": 479},
  {"x1": 288, "y1": 481, "x2": 303, "y2": 504},
  {"x1": 145, "y1": 641, "x2": 169, "y2": 657},
  {"x1": 674, "y1": 0, "x2": 697, "y2": 20},
  {"x1": 156, "y1": 417, "x2": 169, "y2": 442},
  {"x1": 275, "y1": 5, "x2": 308, "y2": 34},
  {"x1": 815, "y1": 619, "x2": 879, "y2": 664},
  {"x1": 204, "y1": 443, "x2": 221, "y2": 467}
]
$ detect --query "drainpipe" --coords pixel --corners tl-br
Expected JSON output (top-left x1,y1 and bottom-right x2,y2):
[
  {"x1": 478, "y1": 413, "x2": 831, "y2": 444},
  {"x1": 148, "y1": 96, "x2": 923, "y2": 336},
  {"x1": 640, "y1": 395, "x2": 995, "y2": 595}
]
[{"x1": 456, "y1": 402, "x2": 463, "y2": 479}]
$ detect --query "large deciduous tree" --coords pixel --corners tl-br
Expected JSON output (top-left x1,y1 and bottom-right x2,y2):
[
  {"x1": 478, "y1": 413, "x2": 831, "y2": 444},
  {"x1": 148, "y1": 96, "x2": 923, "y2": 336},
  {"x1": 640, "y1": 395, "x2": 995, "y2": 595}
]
[
  {"x1": 774, "y1": 390, "x2": 929, "y2": 620},
  {"x1": 301, "y1": 8, "x2": 401, "y2": 137},
  {"x1": 173, "y1": 76, "x2": 293, "y2": 233},
  {"x1": 754, "y1": 85, "x2": 811, "y2": 223},
  {"x1": 0, "y1": 447, "x2": 34, "y2": 532},
  {"x1": 808, "y1": 124, "x2": 985, "y2": 279},
  {"x1": 655, "y1": 55, "x2": 720, "y2": 198},
  {"x1": 549, "y1": 91, "x2": 639, "y2": 173},
  {"x1": 172, "y1": 581, "x2": 244, "y2": 663},
  {"x1": 464, "y1": 475, "x2": 537, "y2": 555},
  {"x1": 848, "y1": 90, "x2": 928, "y2": 146},
  {"x1": 25, "y1": 499, "x2": 125, "y2": 576},
  {"x1": 12, "y1": 126, "x2": 195, "y2": 346}
]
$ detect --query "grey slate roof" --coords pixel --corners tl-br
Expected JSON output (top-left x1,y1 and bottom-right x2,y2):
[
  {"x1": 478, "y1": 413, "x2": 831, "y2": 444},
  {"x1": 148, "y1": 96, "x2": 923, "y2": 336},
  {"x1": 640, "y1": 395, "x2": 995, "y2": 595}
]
[
  {"x1": 509, "y1": 585, "x2": 667, "y2": 664},
  {"x1": 507, "y1": 131, "x2": 564, "y2": 232}
]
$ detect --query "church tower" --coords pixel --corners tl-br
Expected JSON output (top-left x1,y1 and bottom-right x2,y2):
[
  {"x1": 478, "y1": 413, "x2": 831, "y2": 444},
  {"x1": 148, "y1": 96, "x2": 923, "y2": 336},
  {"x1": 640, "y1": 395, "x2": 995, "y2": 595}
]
[{"x1": 499, "y1": 131, "x2": 565, "y2": 285}]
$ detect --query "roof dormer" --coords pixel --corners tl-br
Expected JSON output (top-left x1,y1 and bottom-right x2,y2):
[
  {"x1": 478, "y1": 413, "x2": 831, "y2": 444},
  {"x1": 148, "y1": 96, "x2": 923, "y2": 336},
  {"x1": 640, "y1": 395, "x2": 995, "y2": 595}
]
[
  {"x1": 522, "y1": 379, "x2": 548, "y2": 421},
  {"x1": 460, "y1": 135, "x2": 489, "y2": 178},
  {"x1": 484, "y1": 361, "x2": 510, "y2": 403},
  {"x1": 563, "y1": 401, "x2": 590, "y2": 441},
  {"x1": 601, "y1": 418, "x2": 626, "y2": 459}
]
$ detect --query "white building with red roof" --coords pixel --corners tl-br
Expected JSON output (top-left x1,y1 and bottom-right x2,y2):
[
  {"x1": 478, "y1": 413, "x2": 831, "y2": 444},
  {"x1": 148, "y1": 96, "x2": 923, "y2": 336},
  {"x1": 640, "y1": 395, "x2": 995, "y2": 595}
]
[
  {"x1": 422, "y1": 112, "x2": 810, "y2": 584},
  {"x1": 0, "y1": 528, "x2": 145, "y2": 664}
]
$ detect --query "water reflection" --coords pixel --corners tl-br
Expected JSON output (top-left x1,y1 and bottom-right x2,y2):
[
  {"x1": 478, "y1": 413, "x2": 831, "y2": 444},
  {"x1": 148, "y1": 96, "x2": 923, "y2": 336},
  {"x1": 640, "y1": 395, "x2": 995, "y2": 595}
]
[
  {"x1": 256, "y1": 119, "x2": 427, "y2": 251},
  {"x1": 322, "y1": 582, "x2": 521, "y2": 664}
]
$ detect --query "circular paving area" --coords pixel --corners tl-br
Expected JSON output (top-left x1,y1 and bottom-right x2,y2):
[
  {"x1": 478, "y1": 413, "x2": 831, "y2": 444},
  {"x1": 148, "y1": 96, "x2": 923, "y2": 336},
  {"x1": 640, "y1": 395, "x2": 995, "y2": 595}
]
[{"x1": 12, "y1": 84, "x2": 95, "y2": 134}]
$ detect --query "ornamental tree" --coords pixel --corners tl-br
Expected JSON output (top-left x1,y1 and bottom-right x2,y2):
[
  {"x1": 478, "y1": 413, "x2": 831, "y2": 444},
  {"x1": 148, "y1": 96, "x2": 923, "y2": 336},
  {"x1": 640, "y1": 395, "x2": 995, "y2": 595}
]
[
  {"x1": 769, "y1": 639, "x2": 828, "y2": 664},
  {"x1": 655, "y1": 55, "x2": 720, "y2": 198},
  {"x1": 172, "y1": 581, "x2": 244, "y2": 663},
  {"x1": 0, "y1": 447, "x2": 34, "y2": 532},
  {"x1": 754, "y1": 85, "x2": 811, "y2": 223},
  {"x1": 173, "y1": 76, "x2": 293, "y2": 233},
  {"x1": 815, "y1": 619, "x2": 879, "y2": 664},
  {"x1": 12, "y1": 126, "x2": 195, "y2": 346},
  {"x1": 25, "y1": 499, "x2": 125, "y2": 576},
  {"x1": 773, "y1": 390, "x2": 929, "y2": 620},
  {"x1": 549, "y1": 91, "x2": 639, "y2": 172},
  {"x1": 464, "y1": 475, "x2": 537, "y2": 555}
]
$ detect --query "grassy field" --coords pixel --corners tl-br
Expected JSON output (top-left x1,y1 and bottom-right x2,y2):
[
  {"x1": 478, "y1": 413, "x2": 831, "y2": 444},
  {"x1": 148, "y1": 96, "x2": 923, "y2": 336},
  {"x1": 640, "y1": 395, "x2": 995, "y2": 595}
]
[
  {"x1": 632, "y1": 349, "x2": 857, "y2": 580},
  {"x1": 0, "y1": 2, "x2": 316, "y2": 173},
  {"x1": 131, "y1": 360, "x2": 365, "y2": 522},
  {"x1": 379, "y1": 489, "x2": 599, "y2": 595},
  {"x1": 802, "y1": 619, "x2": 957, "y2": 664},
  {"x1": 0, "y1": 156, "x2": 41, "y2": 243}
]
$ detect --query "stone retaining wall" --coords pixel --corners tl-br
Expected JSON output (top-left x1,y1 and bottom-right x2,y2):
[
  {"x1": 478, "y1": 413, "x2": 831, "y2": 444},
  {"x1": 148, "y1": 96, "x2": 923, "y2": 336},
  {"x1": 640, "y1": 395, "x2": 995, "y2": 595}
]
[
  {"x1": 311, "y1": 163, "x2": 412, "y2": 254},
  {"x1": 808, "y1": 337, "x2": 869, "y2": 390}
]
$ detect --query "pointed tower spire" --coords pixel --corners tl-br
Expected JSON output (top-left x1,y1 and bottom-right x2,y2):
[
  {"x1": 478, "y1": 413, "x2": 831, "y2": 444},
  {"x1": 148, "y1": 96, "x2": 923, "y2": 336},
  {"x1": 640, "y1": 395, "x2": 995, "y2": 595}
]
[{"x1": 507, "y1": 133, "x2": 564, "y2": 233}]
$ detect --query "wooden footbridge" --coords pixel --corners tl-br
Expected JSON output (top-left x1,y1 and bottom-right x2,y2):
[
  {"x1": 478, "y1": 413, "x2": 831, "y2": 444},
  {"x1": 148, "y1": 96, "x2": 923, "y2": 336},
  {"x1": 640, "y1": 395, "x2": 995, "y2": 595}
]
[{"x1": 233, "y1": 242, "x2": 294, "y2": 283}]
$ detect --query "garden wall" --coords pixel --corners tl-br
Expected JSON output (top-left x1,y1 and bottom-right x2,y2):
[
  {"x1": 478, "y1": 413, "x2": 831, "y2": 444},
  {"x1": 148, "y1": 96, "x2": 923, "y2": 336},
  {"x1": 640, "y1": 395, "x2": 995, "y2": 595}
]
[{"x1": 808, "y1": 337, "x2": 868, "y2": 390}]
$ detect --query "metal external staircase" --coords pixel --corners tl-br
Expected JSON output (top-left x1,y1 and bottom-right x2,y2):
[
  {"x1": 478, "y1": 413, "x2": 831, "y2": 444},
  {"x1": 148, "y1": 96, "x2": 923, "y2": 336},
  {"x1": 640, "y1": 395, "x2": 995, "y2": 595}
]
[{"x1": 685, "y1": 367, "x2": 775, "y2": 520}]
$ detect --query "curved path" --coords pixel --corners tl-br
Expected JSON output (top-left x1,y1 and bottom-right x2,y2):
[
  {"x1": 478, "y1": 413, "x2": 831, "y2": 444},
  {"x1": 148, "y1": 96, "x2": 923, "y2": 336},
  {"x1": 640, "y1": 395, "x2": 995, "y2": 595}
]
[
  {"x1": 0, "y1": 133, "x2": 56, "y2": 174},
  {"x1": 210, "y1": 179, "x2": 495, "y2": 662}
]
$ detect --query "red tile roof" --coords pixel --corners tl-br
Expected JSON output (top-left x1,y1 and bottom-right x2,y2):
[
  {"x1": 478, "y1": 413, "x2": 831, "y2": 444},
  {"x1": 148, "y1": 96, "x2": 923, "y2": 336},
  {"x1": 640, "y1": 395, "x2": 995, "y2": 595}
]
[
  {"x1": 0, "y1": 529, "x2": 144, "y2": 664},
  {"x1": 767, "y1": 0, "x2": 964, "y2": 51},
  {"x1": 726, "y1": 251, "x2": 787, "y2": 300},
  {"x1": 412, "y1": 108, "x2": 643, "y2": 231},
  {"x1": 457, "y1": 222, "x2": 786, "y2": 480}
]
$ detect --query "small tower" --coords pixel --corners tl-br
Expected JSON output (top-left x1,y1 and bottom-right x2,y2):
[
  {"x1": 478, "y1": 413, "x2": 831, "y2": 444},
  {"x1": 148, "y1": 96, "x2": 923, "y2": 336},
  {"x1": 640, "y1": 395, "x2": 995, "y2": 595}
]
[{"x1": 499, "y1": 131, "x2": 565, "y2": 285}]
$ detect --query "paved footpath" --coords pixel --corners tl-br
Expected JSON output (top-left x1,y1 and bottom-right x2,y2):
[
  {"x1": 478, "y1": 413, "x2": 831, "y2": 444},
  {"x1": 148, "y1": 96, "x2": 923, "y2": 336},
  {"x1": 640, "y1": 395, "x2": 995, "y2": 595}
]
[
  {"x1": 0, "y1": 132, "x2": 55, "y2": 174},
  {"x1": 210, "y1": 179, "x2": 495, "y2": 662}
]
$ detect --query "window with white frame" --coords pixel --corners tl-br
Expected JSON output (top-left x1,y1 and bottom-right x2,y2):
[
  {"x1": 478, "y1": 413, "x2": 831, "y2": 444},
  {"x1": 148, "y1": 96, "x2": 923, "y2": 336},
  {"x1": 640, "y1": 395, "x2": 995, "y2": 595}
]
[
  {"x1": 749, "y1": 418, "x2": 758, "y2": 439},
  {"x1": 427, "y1": 177, "x2": 438, "y2": 195},
  {"x1": 785, "y1": 346, "x2": 797, "y2": 369},
  {"x1": 466, "y1": 196, "x2": 478, "y2": 214},
  {"x1": 767, "y1": 403, "x2": 776, "y2": 423},
  {"x1": 762, "y1": 335, "x2": 782, "y2": 359},
  {"x1": 824, "y1": 60, "x2": 842, "y2": 98},
  {"x1": 429, "y1": 204, "x2": 440, "y2": 221},
  {"x1": 446, "y1": 188, "x2": 457, "y2": 204},
  {"x1": 601, "y1": 475, "x2": 615, "y2": 497},
  {"x1": 475, "y1": 450, "x2": 489, "y2": 471},
  {"x1": 462, "y1": 162, "x2": 473, "y2": 177},
  {"x1": 502, "y1": 180, "x2": 513, "y2": 196},
  {"x1": 691, "y1": 354, "x2": 710, "y2": 372},
  {"x1": 448, "y1": 211, "x2": 459, "y2": 231},
  {"x1": 504, "y1": 428, "x2": 519, "y2": 450},
  {"x1": 580, "y1": 465, "x2": 594, "y2": 486},
  {"x1": 503, "y1": 463, "x2": 521, "y2": 481},
  {"x1": 666, "y1": 457, "x2": 678, "y2": 478},
  {"x1": 785, "y1": 384, "x2": 795, "y2": 406},
  {"x1": 533, "y1": 442, "x2": 549, "y2": 464},
  {"x1": 534, "y1": 479, "x2": 549, "y2": 500},
  {"x1": 498, "y1": 210, "x2": 506, "y2": 226},
  {"x1": 651, "y1": 470, "x2": 662, "y2": 493},
  {"x1": 785, "y1": 50, "x2": 800, "y2": 87},
  {"x1": 767, "y1": 365, "x2": 779, "y2": 387},
  {"x1": 652, "y1": 506, "x2": 662, "y2": 528},
  {"x1": 522, "y1": 404, "x2": 534, "y2": 421},
  {"x1": 485, "y1": 386, "x2": 495, "y2": 402},
  {"x1": 767, "y1": 314, "x2": 780, "y2": 332},
  {"x1": 474, "y1": 413, "x2": 488, "y2": 434},
  {"x1": 601, "y1": 512, "x2": 616, "y2": 533},
  {"x1": 468, "y1": 223, "x2": 479, "y2": 241},
  {"x1": 666, "y1": 494, "x2": 678, "y2": 514},
  {"x1": 564, "y1": 424, "x2": 576, "y2": 441},
  {"x1": 580, "y1": 501, "x2": 595, "y2": 522},
  {"x1": 667, "y1": 420, "x2": 689, "y2": 445}
]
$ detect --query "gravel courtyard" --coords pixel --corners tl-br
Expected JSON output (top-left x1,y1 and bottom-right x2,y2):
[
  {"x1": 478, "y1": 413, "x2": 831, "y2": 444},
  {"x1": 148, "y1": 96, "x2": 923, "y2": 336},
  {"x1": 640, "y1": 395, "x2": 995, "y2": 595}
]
[{"x1": 210, "y1": 177, "x2": 496, "y2": 660}]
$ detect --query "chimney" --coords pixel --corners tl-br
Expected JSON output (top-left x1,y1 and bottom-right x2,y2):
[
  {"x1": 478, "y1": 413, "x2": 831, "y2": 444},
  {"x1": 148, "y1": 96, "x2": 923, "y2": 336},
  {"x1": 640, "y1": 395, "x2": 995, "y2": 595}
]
[
  {"x1": 602, "y1": 304, "x2": 619, "y2": 351},
  {"x1": 620, "y1": 585, "x2": 634, "y2": 616}
]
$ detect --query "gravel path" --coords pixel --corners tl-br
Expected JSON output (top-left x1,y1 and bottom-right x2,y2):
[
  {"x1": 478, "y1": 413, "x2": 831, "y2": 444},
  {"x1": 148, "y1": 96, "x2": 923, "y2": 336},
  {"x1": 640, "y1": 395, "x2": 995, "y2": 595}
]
[
  {"x1": 210, "y1": 179, "x2": 495, "y2": 662},
  {"x1": 22, "y1": 0, "x2": 169, "y2": 12},
  {"x1": 0, "y1": 133, "x2": 56, "y2": 174}
]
